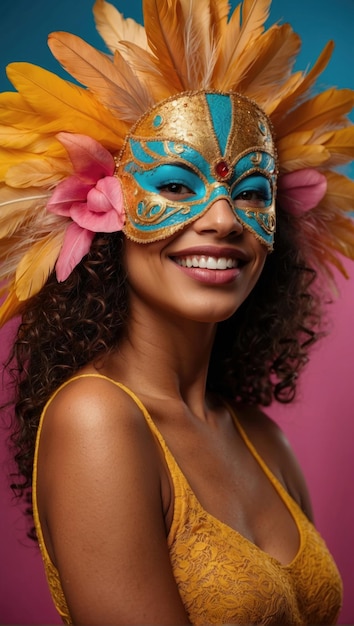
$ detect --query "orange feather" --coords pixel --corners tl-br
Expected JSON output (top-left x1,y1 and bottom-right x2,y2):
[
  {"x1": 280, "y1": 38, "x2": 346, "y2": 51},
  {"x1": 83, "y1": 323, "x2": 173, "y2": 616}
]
[
  {"x1": 14, "y1": 231, "x2": 64, "y2": 301},
  {"x1": 93, "y1": 0, "x2": 148, "y2": 55},
  {"x1": 271, "y1": 41, "x2": 334, "y2": 127},
  {"x1": 0, "y1": 185, "x2": 50, "y2": 239},
  {"x1": 48, "y1": 32, "x2": 152, "y2": 122},
  {"x1": 236, "y1": 24, "x2": 301, "y2": 107},
  {"x1": 318, "y1": 127, "x2": 354, "y2": 166},
  {"x1": 276, "y1": 88, "x2": 354, "y2": 137},
  {"x1": 213, "y1": 0, "x2": 272, "y2": 89},
  {"x1": 0, "y1": 289, "x2": 22, "y2": 327},
  {"x1": 322, "y1": 171, "x2": 354, "y2": 214},
  {"x1": 6, "y1": 63, "x2": 127, "y2": 149},
  {"x1": 277, "y1": 145, "x2": 329, "y2": 172},
  {"x1": 142, "y1": 0, "x2": 187, "y2": 92}
]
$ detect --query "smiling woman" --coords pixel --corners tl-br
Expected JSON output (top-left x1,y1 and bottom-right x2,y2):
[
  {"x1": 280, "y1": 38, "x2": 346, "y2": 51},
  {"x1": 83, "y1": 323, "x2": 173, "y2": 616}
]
[{"x1": 0, "y1": 0, "x2": 354, "y2": 625}]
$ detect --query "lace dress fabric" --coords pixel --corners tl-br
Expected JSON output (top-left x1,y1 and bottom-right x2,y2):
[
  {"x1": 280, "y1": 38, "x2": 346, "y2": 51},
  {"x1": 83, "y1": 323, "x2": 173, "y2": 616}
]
[{"x1": 32, "y1": 375, "x2": 343, "y2": 625}]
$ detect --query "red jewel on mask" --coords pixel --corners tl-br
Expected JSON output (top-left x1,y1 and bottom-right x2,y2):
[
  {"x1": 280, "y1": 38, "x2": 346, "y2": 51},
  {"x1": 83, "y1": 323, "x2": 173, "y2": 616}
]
[{"x1": 215, "y1": 160, "x2": 231, "y2": 179}]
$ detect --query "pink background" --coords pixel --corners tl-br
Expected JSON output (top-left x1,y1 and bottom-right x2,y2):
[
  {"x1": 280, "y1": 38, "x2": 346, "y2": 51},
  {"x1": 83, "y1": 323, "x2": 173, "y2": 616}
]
[{"x1": 1, "y1": 262, "x2": 354, "y2": 624}]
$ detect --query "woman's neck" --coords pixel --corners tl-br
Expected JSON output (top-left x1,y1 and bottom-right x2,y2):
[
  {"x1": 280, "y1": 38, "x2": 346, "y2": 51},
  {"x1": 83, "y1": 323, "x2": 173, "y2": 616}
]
[{"x1": 101, "y1": 300, "x2": 217, "y2": 412}]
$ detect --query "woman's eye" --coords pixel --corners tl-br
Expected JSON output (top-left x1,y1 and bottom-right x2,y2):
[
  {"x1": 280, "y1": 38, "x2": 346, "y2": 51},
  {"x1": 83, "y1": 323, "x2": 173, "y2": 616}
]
[
  {"x1": 158, "y1": 182, "x2": 195, "y2": 199},
  {"x1": 233, "y1": 175, "x2": 272, "y2": 208},
  {"x1": 235, "y1": 189, "x2": 268, "y2": 208}
]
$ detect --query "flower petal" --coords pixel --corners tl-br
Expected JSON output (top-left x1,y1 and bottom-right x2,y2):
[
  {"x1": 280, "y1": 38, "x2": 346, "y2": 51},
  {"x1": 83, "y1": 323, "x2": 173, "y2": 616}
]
[
  {"x1": 71, "y1": 176, "x2": 125, "y2": 232},
  {"x1": 278, "y1": 168, "x2": 328, "y2": 216},
  {"x1": 55, "y1": 222, "x2": 95, "y2": 281},
  {"x1": 47, "y1": 175, "x2": 92, "y2": 216},
  {"x1": 56, "y1": 132, "x2": 116, "y2": 182}
]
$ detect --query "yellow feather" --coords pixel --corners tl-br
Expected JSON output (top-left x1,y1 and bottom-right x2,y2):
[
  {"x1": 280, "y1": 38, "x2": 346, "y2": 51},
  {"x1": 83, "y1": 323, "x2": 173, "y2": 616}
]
[
  {"x1": 176, "y1": 0, "x2": 218, "y2": 88},
  {"x1": 112, "y1": 50, "x2": 155, "y2": 115},
  {"x1": 0, "y1": 91, "x2": 51, "y2": 130},
  {"x1": 6, "y1": 63, "x2": 127, "y2": 149},
  {"x1": 0, "y1": 149, "x2": 46, "y2": 180},
  {"x1": 276, "y1": 130, "x2": 315, "y2": 153},
  {"x1": 14, "y1": 231, "x2": 64, "y2": 301},
  {"x1": 6, "y1": 157, "x2": 71, "y2": 189},
  {"x1": 0, "y1": 288, "x2": 22, "y2": 327},
  {"x1": 212, "y1": 3, "x2": 241, "y2": 81},
  {"x1": 240, "y1": 0, "x2": 271, "y2": 38},
  {"x1": 322, "y1": 127, "x2": 354, "y2": 165},
  {"x1": 277, "y1": 144, "x2": 329, "y2": 172},
  {"x1": 208, "y1": 0, "x2": 230, "y2": 41},
  {"x1": 121, "y1": 0, "x2": 222, "y2": 95},
  {"x1": 0, "y1": 86, "x2": 120, "y2": 151},
  {"x1": 48, "y1": 32, "x2": 152, "y2": 122},
  {"x1": 0, "y1": 185, "x2": 50, "y2": 239},
  {"x1": 93, "y1": 0, "x2": 148, "y2": 55},
  {"x1": 276, "y1": 88, "x2": 354, "y2": 137},
  {"x1": 0, "y1": 145, "x2": 66, "y2": 181},
  {"x1": 271, "y1": 41, "x2": 334, "y2": 126},
  {"x1": 312, "y1": 246, "x2": 348, "y2": 279},
  {"x1": 299, "y1": 209, "x2": 354, "y2": 279},
  {"x1": 0, "y1": 205, "x2": 65, "y2": 259},
  {"x1": 265, "y1": 73, "x2": 305, "y2": 115},
  {"x1": 142, "y1": 0, "x2": 188, "y2": 92},
  {"x1": 322, "y1": 171, "x2": 354, "y2": 213},
  {"x1": 0, "y1": 125, "x2": 61, "y2": 154},
  {"x1": 213, "y1": 0, "x2": 272, "y2": 89},
  {"x1": 114, "y1": 41, "x2": 174, "y2": 102},
  {"x1": 236, "y1": 25, "x2": 301, "y2": 104},
  {"x1": 328, "y1": 226, "x2": 354, "y2": 260},
  {"x1": 320, "y1": 220, "x2": 354, "y2": 263}
]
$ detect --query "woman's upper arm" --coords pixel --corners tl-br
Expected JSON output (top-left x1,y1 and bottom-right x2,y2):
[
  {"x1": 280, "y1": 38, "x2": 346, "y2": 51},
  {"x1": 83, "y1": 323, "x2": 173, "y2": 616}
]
[{"x1": 37, "y1": 378, "x2": 190, "y2": 625}]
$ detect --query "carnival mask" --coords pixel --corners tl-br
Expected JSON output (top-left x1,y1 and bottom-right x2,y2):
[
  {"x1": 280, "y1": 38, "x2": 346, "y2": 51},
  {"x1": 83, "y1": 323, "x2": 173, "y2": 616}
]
[{"x1": 116, "y1": 91, "x2": 277, "y2": 249}]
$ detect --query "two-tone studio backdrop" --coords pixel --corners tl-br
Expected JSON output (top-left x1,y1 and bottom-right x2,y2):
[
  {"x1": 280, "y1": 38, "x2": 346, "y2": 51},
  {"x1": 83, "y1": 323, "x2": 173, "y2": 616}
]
[{"x1": 1, "y1": 1, "x2": 353, "y2": 623}]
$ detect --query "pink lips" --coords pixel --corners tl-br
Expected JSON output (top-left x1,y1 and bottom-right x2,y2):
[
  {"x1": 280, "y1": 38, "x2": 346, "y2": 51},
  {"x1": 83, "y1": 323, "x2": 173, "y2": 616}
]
[
  {"x1": 174, "y1": 262, "x2": 241, "y2": 284},
  {"x1": 170, "y1": 247, "x2": 246, "y2": 285}
]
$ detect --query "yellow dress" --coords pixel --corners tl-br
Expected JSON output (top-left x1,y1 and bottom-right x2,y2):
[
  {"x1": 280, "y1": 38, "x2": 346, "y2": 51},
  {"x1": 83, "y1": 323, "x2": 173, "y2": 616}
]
[{"x1": 32, "y1": 374, "x2": 343, "y2": 625}]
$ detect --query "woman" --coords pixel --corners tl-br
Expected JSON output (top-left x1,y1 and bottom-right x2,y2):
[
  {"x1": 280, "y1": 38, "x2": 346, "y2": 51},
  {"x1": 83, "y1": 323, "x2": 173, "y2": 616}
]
[{"x1": 1, "y1": 0, "x2": 353, "y2": 624}]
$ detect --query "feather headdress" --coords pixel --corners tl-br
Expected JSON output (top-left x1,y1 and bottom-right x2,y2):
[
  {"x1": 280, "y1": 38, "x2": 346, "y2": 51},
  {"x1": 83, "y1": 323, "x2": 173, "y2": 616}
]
[{"x1": 0, "y1": 0, "x2": 354, "y2": 325}]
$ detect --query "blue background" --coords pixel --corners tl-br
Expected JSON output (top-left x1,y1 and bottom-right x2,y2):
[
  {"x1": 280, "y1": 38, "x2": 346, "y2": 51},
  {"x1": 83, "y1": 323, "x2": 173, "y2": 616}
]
[
  {"x1": 1, "y1": 0, "x2": 354, "y2": 93},
  {"x1": 1, "y1": 0, "x2": 353, "y2": 179}
]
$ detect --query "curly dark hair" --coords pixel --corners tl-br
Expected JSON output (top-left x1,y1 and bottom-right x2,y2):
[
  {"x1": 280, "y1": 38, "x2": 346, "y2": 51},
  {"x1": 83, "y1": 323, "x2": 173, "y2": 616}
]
[
  {"x1": 4, "y1": 205, "x2": 325, "y2": 534},
  {"x1": 207, "y1": 208, "x2": 324, "y2": 403}
]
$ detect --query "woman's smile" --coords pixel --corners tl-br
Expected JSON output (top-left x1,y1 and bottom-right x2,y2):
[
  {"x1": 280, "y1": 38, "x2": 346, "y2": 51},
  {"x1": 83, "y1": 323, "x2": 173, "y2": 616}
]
[
  {"x1": 173, "y1": 256, "x2": 238, "y2": 270},
  {"x1": 170, "y1": 247, "x2": 248, "y2": 284}
]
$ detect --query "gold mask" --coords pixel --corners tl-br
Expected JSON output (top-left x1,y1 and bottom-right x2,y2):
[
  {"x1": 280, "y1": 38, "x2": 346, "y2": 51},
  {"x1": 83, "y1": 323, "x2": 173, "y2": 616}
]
[{"x1": 116, "y1": 91, "x2": 277, "y2": 247}]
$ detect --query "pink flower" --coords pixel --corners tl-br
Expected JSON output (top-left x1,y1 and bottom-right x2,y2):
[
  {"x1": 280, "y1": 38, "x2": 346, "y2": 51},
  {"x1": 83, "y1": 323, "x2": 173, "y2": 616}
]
[
  {"x1": 47, "y1": 132, "x2": 125, "y2": 281},
  {"x1": 277, "y1": 168, "x2": 327, "y2": 216}
]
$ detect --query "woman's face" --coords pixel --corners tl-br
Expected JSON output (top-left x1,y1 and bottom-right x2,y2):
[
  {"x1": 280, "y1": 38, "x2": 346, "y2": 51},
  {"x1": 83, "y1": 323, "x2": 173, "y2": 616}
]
[{"x1": 120, "y1": 92, "x2": 275, "y2": 324}]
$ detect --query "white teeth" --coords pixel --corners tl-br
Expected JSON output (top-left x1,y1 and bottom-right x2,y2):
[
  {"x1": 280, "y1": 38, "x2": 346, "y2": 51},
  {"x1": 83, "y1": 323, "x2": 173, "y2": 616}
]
[{"x1": 176, "y1": 255, "x2": 238, "y2": 269}]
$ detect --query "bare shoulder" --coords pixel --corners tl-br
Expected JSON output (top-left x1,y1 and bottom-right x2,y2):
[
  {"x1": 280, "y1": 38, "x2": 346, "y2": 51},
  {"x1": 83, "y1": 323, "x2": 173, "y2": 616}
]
[
  {"x1": 38, "y1": 373, "x2": 163, "y2": 536},
  {"x1": 235, "y1": 403, "x2": 314, "y2": 522},
  {"x1": 39, "y1": 373, "x2": 154, "y2": 479},
  {"x1": 38, "y1": 373, "x2": 163, "y2": 527},
  {"x1": 36, "y1": 374, "x2": 189, "y2": 623},
  {"x1": 43, "y1": 373, "x2": 143, "y2": 427}
]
